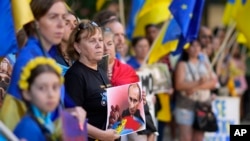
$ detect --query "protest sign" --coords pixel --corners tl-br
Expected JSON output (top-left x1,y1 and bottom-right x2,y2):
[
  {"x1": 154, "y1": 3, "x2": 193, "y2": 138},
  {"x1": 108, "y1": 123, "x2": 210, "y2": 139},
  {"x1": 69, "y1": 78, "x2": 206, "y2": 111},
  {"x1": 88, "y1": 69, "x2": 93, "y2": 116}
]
[{"x1": 106, "y1": 82, "x2": 146, "y2": 136}]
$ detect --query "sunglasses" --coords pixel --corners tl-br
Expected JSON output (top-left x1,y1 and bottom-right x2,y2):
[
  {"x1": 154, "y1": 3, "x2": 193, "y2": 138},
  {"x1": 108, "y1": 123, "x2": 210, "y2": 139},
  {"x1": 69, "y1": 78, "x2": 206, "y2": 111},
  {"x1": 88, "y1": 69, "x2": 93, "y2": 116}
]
[
  {"x1": 75, "y1": 21, "x2": 99, "y2": 41},
  {"x1": 0, "y1": 75, "x2": 10, "y2": 84},
  {"x1": 201, "y1": 35, "x2": 213, "y2": 40},
  {"x1": 102, "y1": 27, "x2": 112, "y2": 32}
]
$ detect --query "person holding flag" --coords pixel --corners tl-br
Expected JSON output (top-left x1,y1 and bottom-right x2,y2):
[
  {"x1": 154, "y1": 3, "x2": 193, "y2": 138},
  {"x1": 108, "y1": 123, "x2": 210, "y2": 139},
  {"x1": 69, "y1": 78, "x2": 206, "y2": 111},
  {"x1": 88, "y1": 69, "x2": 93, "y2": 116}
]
[{"x1": 1, "y1": 0, "x2": 86, "y2": 132}]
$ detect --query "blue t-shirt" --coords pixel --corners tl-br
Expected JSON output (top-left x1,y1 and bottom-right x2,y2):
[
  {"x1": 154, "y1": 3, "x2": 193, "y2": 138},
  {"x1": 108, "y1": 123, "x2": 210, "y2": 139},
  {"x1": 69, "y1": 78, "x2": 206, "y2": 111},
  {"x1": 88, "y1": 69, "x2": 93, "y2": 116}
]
[{"x1": 126, "y1": 56, "x2": 140, "y2": 70}]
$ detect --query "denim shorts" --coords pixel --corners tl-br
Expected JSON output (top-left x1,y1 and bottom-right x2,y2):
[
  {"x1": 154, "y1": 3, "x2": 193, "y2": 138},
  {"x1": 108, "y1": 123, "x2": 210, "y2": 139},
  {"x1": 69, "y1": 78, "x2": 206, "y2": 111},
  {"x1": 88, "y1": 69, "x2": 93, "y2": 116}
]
[{"x1": 174, "y1": 108, "x2": 194, "y2": 126}]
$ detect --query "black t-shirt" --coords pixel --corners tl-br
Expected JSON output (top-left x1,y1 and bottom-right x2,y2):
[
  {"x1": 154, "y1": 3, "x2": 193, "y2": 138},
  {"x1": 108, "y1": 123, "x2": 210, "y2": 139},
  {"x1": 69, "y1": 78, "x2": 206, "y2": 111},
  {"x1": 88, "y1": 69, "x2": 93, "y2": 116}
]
[{"x1": 64, "y1": 61, "x2": 111, "y2": 133}]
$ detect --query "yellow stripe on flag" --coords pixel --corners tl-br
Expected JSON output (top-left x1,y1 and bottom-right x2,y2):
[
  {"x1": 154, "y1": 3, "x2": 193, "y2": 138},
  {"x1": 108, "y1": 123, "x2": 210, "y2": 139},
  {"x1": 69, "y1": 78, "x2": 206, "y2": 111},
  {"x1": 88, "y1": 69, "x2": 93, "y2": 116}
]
[
  {"x1": 133, "y1": 0, "x2": 171, "y2": 37},
  {"x1": 12, "y1": 0, "x2": 34, "y2": 32},
  {"x1": 234, "y1": 0, "x2": 250, "y2": 47},
  {"x1": 147, "y1": 20, "x2": 178, "y2": 64}
]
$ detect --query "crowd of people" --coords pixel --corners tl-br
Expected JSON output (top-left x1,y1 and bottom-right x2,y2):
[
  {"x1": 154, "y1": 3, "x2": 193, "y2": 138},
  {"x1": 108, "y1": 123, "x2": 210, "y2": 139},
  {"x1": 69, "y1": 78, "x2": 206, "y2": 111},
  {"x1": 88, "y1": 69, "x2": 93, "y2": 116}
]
[{"x1": 0, "y1": 0, "x2": 249, "y2": 141}]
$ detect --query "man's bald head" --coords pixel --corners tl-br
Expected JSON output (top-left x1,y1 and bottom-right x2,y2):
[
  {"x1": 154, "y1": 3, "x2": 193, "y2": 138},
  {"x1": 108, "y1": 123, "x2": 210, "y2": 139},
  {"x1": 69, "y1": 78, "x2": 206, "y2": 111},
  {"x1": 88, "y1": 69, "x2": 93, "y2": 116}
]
[{"x1": 106, "y1": 21, "x2": 126, "y2": 54}]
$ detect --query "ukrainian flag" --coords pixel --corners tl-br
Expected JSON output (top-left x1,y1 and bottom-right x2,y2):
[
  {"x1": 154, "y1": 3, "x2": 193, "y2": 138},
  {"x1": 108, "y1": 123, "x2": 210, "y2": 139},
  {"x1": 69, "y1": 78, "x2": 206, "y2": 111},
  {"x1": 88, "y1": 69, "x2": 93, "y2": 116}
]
[
  {"x1": 222, "y1": 0, "x2": 242, "y2": 26},
  {"x1": 126, "y1": 0, "x2": 145, "y2": 40},
  {"x1": 0, "y1": 0, "x2": 34, "y2": 130},
  {"x1": 0, "y1": 0, "x2": 18, "y2": 57},
  {"x1": 132, "y1": 0, "x2": 172, "y2": 37},
  {"x1": 234, "y1": 0, "x2": 250, "y2": 47},
  {"x1": 12, "y1": 0, "x2": 34, "y2": 32},
  {"x1": 147, "y1": 18, "x2": 180, "y2": 64}
]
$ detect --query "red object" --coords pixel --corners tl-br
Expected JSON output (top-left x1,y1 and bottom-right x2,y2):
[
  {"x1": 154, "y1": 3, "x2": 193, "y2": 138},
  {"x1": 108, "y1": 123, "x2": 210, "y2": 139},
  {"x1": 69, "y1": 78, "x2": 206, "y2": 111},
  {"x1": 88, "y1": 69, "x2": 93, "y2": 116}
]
[
  {"x1": 123, "y1": 116, "x2": 141, "y2": 131},
  {"x1": 111, "y1": 59, "x2": 139, "y2": 86}
]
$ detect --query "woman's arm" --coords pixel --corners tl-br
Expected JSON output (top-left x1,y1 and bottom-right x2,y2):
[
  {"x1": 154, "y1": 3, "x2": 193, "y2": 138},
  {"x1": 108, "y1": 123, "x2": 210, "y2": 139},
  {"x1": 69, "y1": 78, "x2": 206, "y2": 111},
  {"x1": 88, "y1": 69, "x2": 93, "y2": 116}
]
[{"x1": 197, "y1": 63, "x2": 217, "y2": 90}]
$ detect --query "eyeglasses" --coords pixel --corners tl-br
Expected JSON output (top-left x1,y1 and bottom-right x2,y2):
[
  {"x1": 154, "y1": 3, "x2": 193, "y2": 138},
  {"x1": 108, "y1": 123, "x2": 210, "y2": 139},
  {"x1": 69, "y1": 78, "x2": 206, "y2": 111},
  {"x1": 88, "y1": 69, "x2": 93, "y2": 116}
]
[
  {"x1": 75, "y1": 21, "x2": 99, "y2": 41},
  {"x1": 102, "y1": 27, "x2": 112, "y2": 32},
  {"x1": 0, "y1": 75, "x2": 10, "y2": 84}
]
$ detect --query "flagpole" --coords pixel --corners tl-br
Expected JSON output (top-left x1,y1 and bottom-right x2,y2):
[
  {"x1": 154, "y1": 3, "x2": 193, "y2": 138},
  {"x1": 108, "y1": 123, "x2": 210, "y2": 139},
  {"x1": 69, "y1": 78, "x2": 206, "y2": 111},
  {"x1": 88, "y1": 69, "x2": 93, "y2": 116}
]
[
  {"x1": 0, "y1": 121, "x2": 19, "y2": 141},
  {"x1": 214, "y1": 31, "x2": 237, "y2": 73},
  {"x1": 211, "y1": 22, "x2": 236, "y2": 67},
  {"x1": 119, "y1": 0, "x2": 125, "y2": 27},
  {"x1": 228, "y1": 32, "x2": 238, "y2": 56},
  {"x1": 141, "y1": 18, "x2": 171, "y2": 67}
]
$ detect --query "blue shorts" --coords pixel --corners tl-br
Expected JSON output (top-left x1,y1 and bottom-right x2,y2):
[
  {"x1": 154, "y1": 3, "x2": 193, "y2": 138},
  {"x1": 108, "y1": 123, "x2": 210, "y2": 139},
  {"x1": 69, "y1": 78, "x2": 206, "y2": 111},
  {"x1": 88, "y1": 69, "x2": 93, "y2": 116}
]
[{"x1": 174, "y1": 108, "x2": 194, "y2": 126}]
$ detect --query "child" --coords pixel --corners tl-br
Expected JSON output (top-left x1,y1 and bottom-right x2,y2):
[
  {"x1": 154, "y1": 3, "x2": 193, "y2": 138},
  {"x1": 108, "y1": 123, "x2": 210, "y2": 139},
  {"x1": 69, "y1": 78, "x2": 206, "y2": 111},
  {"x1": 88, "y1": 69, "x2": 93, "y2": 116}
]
[{"x1": 14, "y1": 57, "x2": 64, "y2": 141}]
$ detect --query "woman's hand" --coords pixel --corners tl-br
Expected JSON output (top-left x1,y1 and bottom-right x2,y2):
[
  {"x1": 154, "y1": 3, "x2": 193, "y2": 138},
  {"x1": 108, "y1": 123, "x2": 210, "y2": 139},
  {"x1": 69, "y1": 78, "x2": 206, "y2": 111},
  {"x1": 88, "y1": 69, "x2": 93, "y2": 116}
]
[
  {"x1": 66, "y1": 107, "x2": 86, "y2": 130},
  {"x1": 102, "y1": 129, "x2": 120, "y2": 141}
]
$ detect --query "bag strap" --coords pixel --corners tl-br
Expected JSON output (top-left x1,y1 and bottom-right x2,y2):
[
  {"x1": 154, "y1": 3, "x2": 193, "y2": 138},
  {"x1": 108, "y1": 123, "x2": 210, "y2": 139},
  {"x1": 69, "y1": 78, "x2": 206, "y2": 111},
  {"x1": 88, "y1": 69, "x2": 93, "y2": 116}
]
[
  {"x1": 186, "y1": 62, "x2": 196, "y2": 81},
  {"x1": 186, "y1": 62, "x2": 200, "y2": 103}
]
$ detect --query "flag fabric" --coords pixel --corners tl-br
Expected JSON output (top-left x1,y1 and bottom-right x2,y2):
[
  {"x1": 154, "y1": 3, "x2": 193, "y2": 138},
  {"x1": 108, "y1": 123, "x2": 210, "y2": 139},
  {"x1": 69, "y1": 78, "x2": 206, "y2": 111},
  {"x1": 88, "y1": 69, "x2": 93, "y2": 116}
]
[
  {"x1": 0, "y1": 0, "x2": 18, "y2": 57},
  {"x1": 169, "y1": 0, "x2": 205, "y2": 41},
  {"x1": 12, "y1": 0, "x2": 34, "y2": 32},
  {"x1": 162, "y1": 18, "x2": 181, "y2": 43},
  {"x1": 169, "y1": 0, "x2": 205, "y2": 55},
  {"x1": 234, "y1": 0, "x2": 250, "y2": 47},
  {"x1": 172, "y1": 35, "x2": 187, "y2": 55},
  {"x1": 147, "y1": 19, "x2": 180, "y2": 64},
  {"x1": 222, "y1": 0, "x2": 235, "y2": 25},
  {"x1": 126, "y1": 0, "x2": 145, "y2": 40},
  {"x1": 132, "y1": 0, "x2": 172, "y2": 37},
  {"x1": 237, "y1": 32, "x2": 248, "y2": 45},
  {"x1": 0, "y1": 94, "x2": 26, "y2": 130},
  {"x1": 222, "y1": 0, "x2": 242, "y2": 26}
]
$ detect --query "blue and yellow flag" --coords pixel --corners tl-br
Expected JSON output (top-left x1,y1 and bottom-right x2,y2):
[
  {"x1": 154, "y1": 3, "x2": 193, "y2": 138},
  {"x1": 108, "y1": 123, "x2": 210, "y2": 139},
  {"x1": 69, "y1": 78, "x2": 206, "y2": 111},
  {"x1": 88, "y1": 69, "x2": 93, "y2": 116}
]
[
  {"x1": 147, "y1": 18, "x2": 180, "y2": 64},
  {"x1": 12, "y1": 0, "x2": 34, "y2": 32},
  {"x1": 126, "y1": 0, "x2": 145, "y2": 40},
  {"x1": 222, "y1": 0, "x2": 242, "y2": 26},
  {"x1": 169, "y1": 0, "x2": 205, "y2": 55},
  {"x1": 132, "y1": 0, "x2": 172, "y2": 37},
  {"x1": 234, "y1": 0, "x2": 250, "y2": 47},
  {"x1": 0, "y1": 0, "x2": 18, "y2": 57}
]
